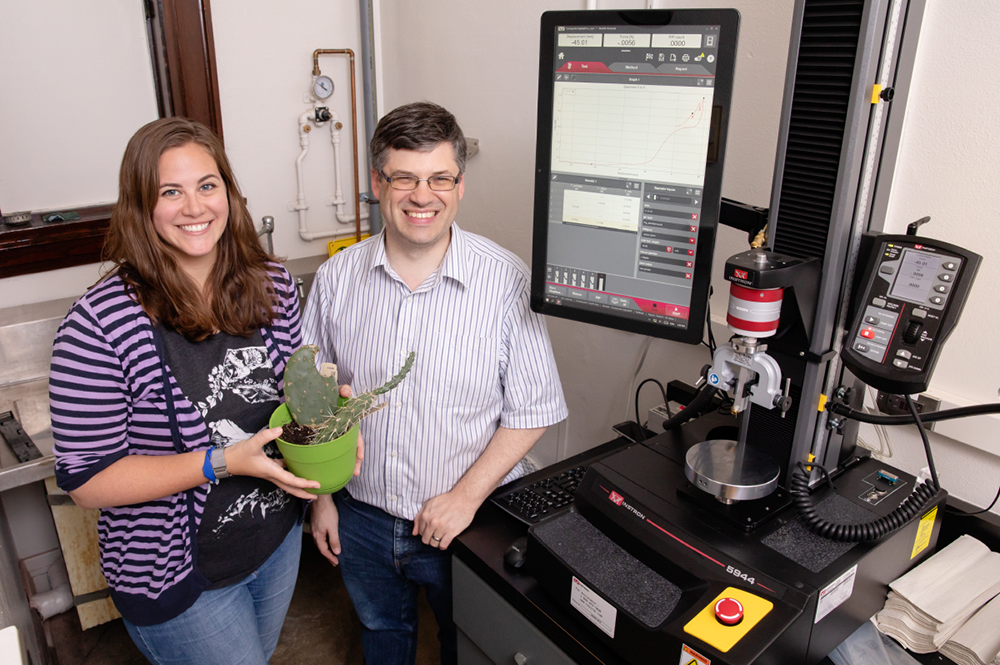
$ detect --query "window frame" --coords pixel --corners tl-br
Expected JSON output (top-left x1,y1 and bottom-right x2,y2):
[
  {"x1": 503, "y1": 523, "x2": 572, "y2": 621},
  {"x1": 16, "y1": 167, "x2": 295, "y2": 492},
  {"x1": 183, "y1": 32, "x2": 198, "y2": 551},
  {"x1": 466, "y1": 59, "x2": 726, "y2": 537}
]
[{"x1": 0, "y1": 0, "x2": 223, "y2": 280}]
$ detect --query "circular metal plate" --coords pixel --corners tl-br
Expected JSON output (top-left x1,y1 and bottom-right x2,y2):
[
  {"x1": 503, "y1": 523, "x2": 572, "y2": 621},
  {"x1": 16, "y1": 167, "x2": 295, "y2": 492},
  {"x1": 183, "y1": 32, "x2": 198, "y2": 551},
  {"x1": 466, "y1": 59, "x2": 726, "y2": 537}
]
[{"x1": 684, "y1": 440, "x2": 780, "y2": 503}]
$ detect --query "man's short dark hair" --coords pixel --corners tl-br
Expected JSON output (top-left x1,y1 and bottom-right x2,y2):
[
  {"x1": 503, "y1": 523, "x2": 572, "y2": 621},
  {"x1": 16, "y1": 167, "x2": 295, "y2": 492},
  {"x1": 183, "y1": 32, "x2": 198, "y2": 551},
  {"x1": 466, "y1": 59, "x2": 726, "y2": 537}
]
[{"x1": 369, "y1": 102, "x2": 467, "y2": 176}]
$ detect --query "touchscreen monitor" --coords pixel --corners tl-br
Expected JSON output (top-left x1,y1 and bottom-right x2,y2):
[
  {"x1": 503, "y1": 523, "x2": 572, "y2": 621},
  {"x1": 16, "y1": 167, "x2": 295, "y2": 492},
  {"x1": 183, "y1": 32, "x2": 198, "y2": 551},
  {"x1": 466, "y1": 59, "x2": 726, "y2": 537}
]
[{"x1": 531, "y1": 9, "x2": 740, "y2": 345}]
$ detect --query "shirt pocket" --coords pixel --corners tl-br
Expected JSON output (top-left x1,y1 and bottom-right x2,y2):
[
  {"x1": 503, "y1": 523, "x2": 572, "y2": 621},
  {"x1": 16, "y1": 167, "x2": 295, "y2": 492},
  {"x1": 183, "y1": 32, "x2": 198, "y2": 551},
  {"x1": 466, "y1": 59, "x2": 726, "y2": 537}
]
[{"x1": 431, "y1": 336, "x2": 501, "y2": 409}]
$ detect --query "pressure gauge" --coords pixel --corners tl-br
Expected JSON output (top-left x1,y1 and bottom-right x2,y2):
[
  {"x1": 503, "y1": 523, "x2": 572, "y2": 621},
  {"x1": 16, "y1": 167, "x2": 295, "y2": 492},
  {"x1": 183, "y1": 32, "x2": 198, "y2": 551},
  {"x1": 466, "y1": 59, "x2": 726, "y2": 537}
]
[{"x1": 313, "y1": 75, "x2": 334, "y2": 99}]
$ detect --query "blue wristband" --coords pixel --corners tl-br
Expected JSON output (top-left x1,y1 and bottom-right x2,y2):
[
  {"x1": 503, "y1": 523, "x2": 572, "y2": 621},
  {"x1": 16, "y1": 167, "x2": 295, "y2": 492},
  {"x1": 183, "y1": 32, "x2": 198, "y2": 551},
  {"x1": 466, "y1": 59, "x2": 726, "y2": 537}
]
[{"x1": 203, "y1": 448, "x2": 218, "y2": 484}]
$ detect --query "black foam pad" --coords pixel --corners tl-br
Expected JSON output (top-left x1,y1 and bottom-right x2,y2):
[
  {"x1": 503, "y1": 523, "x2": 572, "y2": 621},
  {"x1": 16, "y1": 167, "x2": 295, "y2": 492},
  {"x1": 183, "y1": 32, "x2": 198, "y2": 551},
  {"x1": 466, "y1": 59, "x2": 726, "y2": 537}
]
[
  {"x1": 532, "y1": 511, "x2": 682, "y2": 627},
  {"x1": 760, "y1": 493, "x2": 871, "y2": 572}
]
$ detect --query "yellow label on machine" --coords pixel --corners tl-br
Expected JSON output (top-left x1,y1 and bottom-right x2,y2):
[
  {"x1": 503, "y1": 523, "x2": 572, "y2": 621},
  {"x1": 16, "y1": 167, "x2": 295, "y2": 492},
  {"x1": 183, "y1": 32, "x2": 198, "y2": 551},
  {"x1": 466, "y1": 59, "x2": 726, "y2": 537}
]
[
  {"x1": 683, "y1": 587, "x2": 772, "y2": 653},
  {"x1": 911, "y1": 506, "x2": 938, "y2": 559},
  {"x1": 328, "y1": 234, "x2": 370, "y2": 256},
  {"x1": 872, "y1": 84, "x2": 883, "y2": 104}
]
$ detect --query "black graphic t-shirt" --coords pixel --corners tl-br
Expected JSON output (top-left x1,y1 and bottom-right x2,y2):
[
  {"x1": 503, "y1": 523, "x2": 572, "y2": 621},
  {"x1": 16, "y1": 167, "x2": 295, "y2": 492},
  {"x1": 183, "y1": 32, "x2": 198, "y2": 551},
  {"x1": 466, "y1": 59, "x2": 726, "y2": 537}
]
[{"x1": 161, "y1": 327, "x2": 301, "y2": 589}]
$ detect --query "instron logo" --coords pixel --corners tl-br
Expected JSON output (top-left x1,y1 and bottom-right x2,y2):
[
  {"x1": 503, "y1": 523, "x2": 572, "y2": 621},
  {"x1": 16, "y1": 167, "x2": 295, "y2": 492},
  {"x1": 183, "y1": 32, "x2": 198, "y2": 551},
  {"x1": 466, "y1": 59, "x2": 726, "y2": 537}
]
[
  {"x1": 734, "y1": 269, "x2": 748, "y2": 280},
  {"x1": 607, "y1": 491, "x2": 647, "y2": 520}
]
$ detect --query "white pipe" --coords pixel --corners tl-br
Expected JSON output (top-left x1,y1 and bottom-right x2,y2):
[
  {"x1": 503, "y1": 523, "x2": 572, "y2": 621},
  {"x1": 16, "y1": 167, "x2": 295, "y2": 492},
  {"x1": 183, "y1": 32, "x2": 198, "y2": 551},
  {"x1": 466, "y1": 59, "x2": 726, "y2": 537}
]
[
  {"x1": 295, "y1": 109, "x2": 371, "y2": 241},
  {"x1": 300, "y1": 225, "x2": 371, "y2": 242},
  {"x1": 586, "y1": 0, "x2": 598, "y2": 9},
  {"x1": 295, "y1": 111, "x2": 314, "y2": 240},
  {"x1": 328, "y1": 111, "x2": 370, "y2": 225},
  {"x1": 30, "y1": 585, "x2": 73, "y2": 620}
]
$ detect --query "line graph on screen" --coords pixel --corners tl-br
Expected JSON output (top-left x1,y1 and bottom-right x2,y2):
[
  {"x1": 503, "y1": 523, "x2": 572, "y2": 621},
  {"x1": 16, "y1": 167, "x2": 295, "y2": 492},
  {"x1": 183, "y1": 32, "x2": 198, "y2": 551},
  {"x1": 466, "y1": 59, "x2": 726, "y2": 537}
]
[{"x1": 551, "y1": 82, "x2": 714, "y2": 185}]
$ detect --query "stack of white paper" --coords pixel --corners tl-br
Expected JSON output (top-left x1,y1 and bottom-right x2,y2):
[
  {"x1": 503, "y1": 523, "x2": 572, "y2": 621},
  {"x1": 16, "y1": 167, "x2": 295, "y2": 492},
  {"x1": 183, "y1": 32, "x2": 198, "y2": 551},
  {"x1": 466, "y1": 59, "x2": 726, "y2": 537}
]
[
  {"x1": 939, "y1": 593, "x2": 1000, "y2": 665},
  {"x1": 875, "y1": 535, "x2": 1000, "y2": 654}
]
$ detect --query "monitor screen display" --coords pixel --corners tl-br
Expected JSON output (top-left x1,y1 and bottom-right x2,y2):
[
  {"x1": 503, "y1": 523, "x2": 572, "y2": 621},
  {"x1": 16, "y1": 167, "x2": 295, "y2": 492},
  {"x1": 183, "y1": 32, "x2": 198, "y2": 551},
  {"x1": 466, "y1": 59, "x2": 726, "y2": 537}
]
[{"x1": 531, "y1": 9, "x2": 740, "y2": 345}]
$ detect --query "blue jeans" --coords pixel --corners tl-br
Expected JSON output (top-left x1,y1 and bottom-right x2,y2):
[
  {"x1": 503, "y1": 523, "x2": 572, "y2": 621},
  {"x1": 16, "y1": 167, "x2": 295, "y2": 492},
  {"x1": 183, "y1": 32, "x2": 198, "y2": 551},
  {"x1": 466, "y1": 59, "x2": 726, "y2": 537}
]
[
  {"x1": 122, "y1": 522, "x2": 302, "y2": 665},
  {"x1": 335, "y1": 491, "x2": 457, "y2": 665}
]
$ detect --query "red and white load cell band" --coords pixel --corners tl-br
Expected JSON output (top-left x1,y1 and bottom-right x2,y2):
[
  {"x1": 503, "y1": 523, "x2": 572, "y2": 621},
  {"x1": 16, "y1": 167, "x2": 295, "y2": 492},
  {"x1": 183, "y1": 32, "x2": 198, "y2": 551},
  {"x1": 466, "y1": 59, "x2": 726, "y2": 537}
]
[{"x1": 726, "y1": 283, "x2": 783, "y2": 338}]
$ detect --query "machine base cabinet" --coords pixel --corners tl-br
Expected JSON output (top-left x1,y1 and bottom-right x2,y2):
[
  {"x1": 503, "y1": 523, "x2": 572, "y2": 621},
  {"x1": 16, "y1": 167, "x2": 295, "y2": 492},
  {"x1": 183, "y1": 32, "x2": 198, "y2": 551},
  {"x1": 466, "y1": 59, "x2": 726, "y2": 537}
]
[{"x1": 454, "y1": 557, "x2": 575, "y2": 665}]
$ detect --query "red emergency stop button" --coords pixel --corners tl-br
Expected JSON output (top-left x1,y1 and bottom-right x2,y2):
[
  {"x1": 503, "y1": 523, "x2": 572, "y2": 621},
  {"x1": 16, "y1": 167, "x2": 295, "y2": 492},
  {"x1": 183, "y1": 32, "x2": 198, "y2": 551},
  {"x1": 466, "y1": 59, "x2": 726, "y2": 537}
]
[{"x1": 714, "y1": 597, "x2": 744, "y2": 626}]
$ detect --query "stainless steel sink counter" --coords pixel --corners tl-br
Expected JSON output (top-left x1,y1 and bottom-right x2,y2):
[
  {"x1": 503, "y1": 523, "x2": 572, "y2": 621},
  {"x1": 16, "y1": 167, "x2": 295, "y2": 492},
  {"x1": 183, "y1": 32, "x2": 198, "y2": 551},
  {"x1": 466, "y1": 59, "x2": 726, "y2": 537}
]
[
  {"x1": 0, "y1": 379, "x2": 55, "y2": 493},
  {"x1": 0, "y1": 296, "x2": 76, "y2": 492}
]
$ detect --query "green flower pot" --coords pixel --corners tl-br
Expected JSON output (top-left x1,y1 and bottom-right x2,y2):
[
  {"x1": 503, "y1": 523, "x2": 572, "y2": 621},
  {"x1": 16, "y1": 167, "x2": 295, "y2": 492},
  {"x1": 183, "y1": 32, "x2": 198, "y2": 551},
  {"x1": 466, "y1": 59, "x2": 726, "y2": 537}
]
[{"x1": 269, "y1": 401, "x2": 358, "y2": 495}]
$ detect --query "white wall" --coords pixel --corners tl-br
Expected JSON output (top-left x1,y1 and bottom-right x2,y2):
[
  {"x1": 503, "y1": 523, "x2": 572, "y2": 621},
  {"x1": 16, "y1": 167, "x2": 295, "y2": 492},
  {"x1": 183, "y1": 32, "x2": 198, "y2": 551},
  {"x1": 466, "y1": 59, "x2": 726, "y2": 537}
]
[
  {"x1": 0, "y1": 1, "x2": 158, "y2": 213},
  {"x1": 0, "y1": 2, "x2": 159, "y2": 310},
  {"x1": 211, "y1": 0, "x2": 373, "y2": 261}
]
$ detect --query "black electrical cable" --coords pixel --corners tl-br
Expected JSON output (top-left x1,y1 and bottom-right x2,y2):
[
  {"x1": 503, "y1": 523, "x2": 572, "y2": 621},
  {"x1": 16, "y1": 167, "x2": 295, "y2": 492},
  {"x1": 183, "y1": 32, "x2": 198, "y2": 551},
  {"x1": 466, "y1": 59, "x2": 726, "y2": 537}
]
[
  {"x1": 703, "y1": 285, "x2": 717, "y2": 359},
  {"x1": 658, "y1": 381, "x2": 720, "y2": 432},
  {"x1": 905, "y1": 394, "x2": 940, "y2": 489},
  {"x1": 831, "y1": 391, "x2": 1000, "y2": 516},
  {"x1": 790, "y1": 394, "x2": 941, "y2": 542},
  {"x1": 948, "y1": 483, "x2": 1000, "y2": 516},
  {"x1": 634, "y1": 378, "x2": 670, "y2": 435},
  {"x1": 801, "y1": 460, "x2": 835, "y2": 492},
  {"x1": 827, "y1": 400, "x2": 1000, "y2": 426}
]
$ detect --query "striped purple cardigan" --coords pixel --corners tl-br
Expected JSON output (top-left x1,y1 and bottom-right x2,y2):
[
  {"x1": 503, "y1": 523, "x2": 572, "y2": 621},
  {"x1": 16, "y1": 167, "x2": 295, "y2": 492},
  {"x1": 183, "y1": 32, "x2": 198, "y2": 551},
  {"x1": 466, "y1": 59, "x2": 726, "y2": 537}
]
[{"x1": 50, "y1": 265, "x2": 302, "y2": 625}]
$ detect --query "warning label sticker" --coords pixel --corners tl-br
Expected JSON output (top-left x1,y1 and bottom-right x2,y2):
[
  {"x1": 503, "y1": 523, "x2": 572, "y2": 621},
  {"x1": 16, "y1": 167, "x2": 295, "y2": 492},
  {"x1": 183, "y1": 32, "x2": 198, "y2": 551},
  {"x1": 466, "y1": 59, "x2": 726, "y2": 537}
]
[
  {"x1": 815, "y1": 564, "x2": 858, "y2": 623},
  {"x1": 911, "y1": 506, "x2": 937, "y2": 559},
  {"x1": 680, "y1": 643, "x2": 711, "y2": 665},
  {"x1": 570, "y1": 576, "x2": 616, "y2": 638}
]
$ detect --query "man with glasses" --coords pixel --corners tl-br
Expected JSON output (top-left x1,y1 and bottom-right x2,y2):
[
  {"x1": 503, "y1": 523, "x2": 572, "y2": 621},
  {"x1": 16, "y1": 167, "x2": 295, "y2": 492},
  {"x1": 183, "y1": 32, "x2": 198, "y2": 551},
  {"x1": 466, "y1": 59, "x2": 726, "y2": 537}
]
[{"x1": 301, "y1": 102, "x2": 567, "y2": 665}]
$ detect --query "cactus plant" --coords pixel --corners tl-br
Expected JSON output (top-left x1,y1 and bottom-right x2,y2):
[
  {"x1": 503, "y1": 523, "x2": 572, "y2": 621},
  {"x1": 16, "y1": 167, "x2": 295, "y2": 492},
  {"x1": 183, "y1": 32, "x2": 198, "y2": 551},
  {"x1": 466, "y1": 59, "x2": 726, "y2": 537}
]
[{"x1": 283, "y1": 345, "x2": 415, "y2": 444}]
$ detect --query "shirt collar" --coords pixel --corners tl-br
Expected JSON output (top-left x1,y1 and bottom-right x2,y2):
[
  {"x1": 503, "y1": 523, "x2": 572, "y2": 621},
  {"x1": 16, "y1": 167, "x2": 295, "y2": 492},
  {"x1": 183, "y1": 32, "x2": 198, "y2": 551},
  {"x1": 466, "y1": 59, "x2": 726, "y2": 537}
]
[
  {"x1": 439, "y1": 222, "x2": 469, "y2": 289},
  {"x1": 365, "y1": 222, "x2": 471, "y2": 290}
]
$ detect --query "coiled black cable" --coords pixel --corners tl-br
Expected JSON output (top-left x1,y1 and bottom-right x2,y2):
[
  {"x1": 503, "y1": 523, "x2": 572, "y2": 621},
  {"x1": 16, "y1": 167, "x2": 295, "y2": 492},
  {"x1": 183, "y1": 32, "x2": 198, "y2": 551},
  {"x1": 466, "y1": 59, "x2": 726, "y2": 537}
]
[{"x1": 790, "y1": 395, "x2": 942, "y2": 542}]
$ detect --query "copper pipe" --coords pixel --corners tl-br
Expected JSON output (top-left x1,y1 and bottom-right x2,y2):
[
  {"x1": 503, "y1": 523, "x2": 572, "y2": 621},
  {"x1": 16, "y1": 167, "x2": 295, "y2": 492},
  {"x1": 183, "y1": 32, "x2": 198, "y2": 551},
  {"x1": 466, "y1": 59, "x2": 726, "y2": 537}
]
[{"x1": 312, "y1": 48, "x2": 362, "y2": 242}]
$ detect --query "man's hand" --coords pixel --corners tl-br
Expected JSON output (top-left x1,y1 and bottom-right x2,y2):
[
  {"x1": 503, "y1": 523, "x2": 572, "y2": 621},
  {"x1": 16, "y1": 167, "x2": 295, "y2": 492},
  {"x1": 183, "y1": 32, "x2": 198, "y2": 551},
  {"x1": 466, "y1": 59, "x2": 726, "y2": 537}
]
[
  {"x1": 310, "y1": 493, "x2": 342, "y2": 566},
  {"x1": 412, "y1": 488, "x2": 480, "y2": 550},
  {"x1": 412, "y1": 426, "x2": 546, "y2": 550}
]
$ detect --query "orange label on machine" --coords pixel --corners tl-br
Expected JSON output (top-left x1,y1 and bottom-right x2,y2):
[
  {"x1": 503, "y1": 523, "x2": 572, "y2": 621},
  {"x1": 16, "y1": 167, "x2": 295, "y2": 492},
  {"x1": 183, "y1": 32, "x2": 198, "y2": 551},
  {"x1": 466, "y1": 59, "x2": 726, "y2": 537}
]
[{"x1": 680, "y1": 643, "x2": 711, "y2": 665}]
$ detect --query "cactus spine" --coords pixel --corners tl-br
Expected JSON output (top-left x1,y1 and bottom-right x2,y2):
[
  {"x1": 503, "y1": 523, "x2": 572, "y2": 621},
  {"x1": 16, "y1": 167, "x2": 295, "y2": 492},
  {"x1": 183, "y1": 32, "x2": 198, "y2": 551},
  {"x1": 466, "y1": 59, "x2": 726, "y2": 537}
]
[{"x1": 283, "y1": 345, "x2": 415, "y2": 444}]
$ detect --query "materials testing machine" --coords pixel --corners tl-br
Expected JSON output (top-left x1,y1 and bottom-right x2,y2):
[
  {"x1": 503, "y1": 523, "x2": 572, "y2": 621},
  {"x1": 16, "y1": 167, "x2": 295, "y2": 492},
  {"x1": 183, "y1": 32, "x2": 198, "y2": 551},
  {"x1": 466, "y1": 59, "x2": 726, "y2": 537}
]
[{"x1": 522, "y1": 5, "x2": 981, "y2": 664}]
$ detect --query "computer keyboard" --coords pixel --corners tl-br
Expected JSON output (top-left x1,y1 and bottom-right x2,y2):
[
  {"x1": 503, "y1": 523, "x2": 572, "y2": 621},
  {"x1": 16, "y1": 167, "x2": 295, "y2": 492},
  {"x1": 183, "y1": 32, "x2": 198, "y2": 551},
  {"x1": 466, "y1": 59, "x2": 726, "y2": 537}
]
[
  {"x1": 488, "y1": 429, "x2": 642, "y2": 526},
  {"x1": 491, "y1": 465, "x2": 589, "y2": 524}
]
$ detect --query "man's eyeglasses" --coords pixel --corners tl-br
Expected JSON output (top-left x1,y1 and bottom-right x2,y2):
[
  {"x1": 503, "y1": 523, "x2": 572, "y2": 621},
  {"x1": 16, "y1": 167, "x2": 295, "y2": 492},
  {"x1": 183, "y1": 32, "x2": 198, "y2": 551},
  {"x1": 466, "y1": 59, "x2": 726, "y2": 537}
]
[{"x1": 379, "y1": 172, "x2": 461, "y2": 191}]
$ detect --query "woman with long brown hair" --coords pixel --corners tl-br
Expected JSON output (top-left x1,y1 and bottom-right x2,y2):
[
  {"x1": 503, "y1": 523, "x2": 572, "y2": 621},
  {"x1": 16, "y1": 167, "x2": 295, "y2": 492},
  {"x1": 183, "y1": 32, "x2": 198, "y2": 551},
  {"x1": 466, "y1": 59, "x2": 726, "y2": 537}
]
[{"x1": 50, "y1": 117, "x2": 333, "y2": 664}]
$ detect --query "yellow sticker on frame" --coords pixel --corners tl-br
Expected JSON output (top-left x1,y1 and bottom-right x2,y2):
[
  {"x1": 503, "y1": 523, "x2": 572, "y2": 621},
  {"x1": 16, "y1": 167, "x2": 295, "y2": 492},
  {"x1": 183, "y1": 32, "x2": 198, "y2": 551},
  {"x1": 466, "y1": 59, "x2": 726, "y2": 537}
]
[{"x1": 911, "y1": 506, "x2": 938, "y2": 559}]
